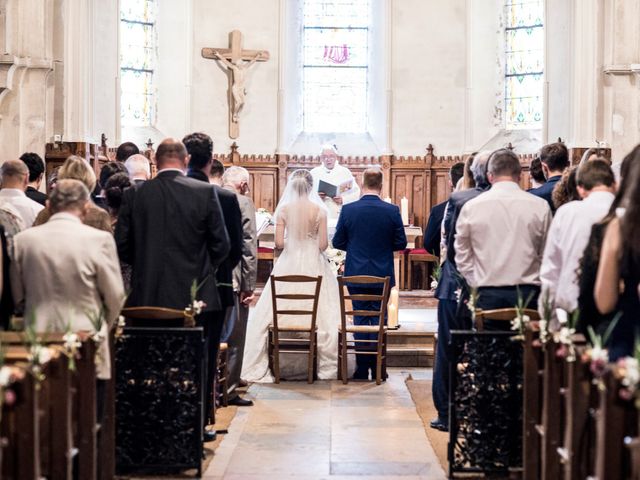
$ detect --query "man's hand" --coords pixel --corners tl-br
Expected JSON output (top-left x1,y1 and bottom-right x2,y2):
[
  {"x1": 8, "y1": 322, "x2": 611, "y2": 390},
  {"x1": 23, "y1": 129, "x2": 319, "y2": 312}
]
[
  {"x1": 318, "y1": 192, "x2": 327, "y2": 200},
  {"x1": 332, "y1": 196, "x2": 343, "y2": 205},
  {"x1": 240, "y1": 291, "x2": 255, "y2": 305}
]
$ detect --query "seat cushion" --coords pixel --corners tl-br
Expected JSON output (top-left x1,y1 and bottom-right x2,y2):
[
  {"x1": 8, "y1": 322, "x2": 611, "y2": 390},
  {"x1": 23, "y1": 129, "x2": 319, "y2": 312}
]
[{"x1": 258, "y1": 246, "x2": 274, "y2": 253}]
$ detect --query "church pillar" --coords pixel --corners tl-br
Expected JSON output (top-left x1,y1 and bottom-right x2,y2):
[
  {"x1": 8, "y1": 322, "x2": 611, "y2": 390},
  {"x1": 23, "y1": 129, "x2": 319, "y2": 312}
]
[{"x1": 567, "y1": 0, "x2": 605, "y2": 148}]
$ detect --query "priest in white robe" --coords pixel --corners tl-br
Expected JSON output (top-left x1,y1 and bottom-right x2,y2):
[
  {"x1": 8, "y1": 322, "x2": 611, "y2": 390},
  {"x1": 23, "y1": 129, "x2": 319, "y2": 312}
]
[{"x1": 310, "y1": 144, "x2": 361, "y2": 219}]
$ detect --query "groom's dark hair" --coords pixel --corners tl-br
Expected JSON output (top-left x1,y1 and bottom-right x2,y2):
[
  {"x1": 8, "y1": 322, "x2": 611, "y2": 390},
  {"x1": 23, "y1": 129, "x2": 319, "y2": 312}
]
[{"x1": 363, "y1": 168, "x2": 383, "y2": 191}]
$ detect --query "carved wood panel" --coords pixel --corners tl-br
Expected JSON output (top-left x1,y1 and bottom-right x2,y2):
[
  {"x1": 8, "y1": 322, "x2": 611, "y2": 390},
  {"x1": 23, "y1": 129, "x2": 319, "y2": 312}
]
[
  {"x1": 391, "y1": 171, "x2": 428, "y2": 229},
  {"x1": 249, "y1": 169, "x2": 279, "y2": 212}
]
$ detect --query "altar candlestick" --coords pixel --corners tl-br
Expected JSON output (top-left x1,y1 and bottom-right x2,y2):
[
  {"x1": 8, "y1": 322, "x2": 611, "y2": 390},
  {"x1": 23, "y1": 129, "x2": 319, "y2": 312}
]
[
  {"x1": 388, "y1": 303, "x2": 398, "y2": 328},
  {"x1": 400, "y1": 197, "x2": 409, "y2": 225},
  {"x1": 389, "y1": 287, "x2": 399, "y2": 309}
]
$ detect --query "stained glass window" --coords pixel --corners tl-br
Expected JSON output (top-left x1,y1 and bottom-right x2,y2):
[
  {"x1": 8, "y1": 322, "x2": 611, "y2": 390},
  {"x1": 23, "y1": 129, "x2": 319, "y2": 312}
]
[
  {"x1": 504, "y1": 0, "x2": 544, "y2": 130},
  {"x1": 120, "y1": 0, "x2": 157, "y2": 127},
  {"x1": 302, "y1": 0, "x2": 370, "y2": 133}
]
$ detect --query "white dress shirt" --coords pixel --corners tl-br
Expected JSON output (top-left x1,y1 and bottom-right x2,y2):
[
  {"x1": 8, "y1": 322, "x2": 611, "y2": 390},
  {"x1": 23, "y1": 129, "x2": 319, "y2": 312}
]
[
  {"x1": 0, "y1": 188, "x2": 44, "y2": 227},
  {"x1": 454, "y1": 181, "x2": 552, "y2": 288},
  {"x1": 539, "y1": 191, "x2": 615, "y2": 313}
]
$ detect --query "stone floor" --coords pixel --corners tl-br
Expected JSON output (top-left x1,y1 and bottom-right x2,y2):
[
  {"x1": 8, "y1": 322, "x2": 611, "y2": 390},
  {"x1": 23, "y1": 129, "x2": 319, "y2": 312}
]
[{"x1": 203, "y1": 370, "x2": 446, "y2": 479}]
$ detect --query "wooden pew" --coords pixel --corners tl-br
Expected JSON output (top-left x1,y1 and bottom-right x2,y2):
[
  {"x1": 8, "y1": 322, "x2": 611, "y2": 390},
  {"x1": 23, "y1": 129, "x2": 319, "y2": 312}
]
[
  {"x1": 0, "y1": 332, "x2": 102, "y2": 480},
  {"x1": 523, "y1": 323, "x2": 543, "y2": 480}
]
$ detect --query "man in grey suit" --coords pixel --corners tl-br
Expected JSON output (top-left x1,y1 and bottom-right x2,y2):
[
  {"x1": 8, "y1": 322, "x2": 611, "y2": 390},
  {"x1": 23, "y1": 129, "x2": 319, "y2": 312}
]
[
  {"x1": 11, "y1": 179, "x2": 125, "y2": 380},
  {"x1": 222, "y1": 166, "x2": 257, "y2": 406}
]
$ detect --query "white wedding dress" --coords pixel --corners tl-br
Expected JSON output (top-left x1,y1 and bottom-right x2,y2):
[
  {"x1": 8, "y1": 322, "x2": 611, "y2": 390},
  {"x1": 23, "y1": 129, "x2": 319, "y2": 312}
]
[{"x1": 242, "y1": 198, "x2": 345, "y2": 382}]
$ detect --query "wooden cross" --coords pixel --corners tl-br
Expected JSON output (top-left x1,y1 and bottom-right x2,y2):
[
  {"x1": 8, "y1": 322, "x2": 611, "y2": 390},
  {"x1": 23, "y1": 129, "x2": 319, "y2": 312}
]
[{"x1": 202, "y1": 30, "x2": 270, "y2": 139}]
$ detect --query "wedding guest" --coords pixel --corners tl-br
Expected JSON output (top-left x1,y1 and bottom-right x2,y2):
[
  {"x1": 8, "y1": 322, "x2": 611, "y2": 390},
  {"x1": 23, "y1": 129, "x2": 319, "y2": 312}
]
[
  {"x1": 34, "y1": 156, "x2": 112, "y2": 233},
  {"x1": 577, "y1": 145, "x2": 638, "y2": 335},
  {"x1": 124, "y1": 154, "x2": 150, "y2": 185},
  {"x1": 209, "y1": 159, "x2": 225, "y2": 186},
  {"x1": 423, "y1": 161, "x2": 464, "y2": 257},
  {"x1": 455, "y1": 148, "x2": 551, "y2": 314},
  {"x1": 115, "y1": 141, "x2": 140, "y2": 162},
  {"x1": 310, "y1": 144, "x2": 360, "y2": 219},
  {"x1": 184, "y1": 132, "x2": 243, "y2": 419},
  {"x1": 529, "y1": 142, "x2": 570, "y2": 212},
  {"x1": 540, "y1": 160, "x2": 615, "y2": 318},
  {"x1": 222, "y1": 166, "x2": 258, "y2": 406},
  {"x1": 459, "y1": 155, "x2": 476, "y2": 191},
  {"x1": 19, "y1": 152, "x2": 47, "y2": 206},
  {"x1": 594, "y1": 158, "x2": 640, "y2": 360},
  {"x1": 431, "y1": 151, "x2": 490, "y2": 432},
  {"x1": 0, "y1": 226, "x2": 11, "y2": 329},
  {"x1": 104, "y1": 173, "x2": 132, "y2": 226},
  {"x1": 0, "y1": 160, "x2": 44, "y2": 227},
  {"x1": 551, "y1": 166, "x2": 580, "y2": 211},
  {"x1": 333, "y1": 168, "x2": 407, "y2": 380},
  {"x1": 11, "y1": 179, "x2": 125, "y2": 380},
  {"x1": 95, "y1": 162, "x2": 128, "y2": 210},
  {"x1": 528, "y1": 156, "x2": 546, "y2": 189},
  {"x1": 48, "y1": 166, "x2": 59, "y2": 191},
  {"x1": 115, "y1": 138, "x2": 230, "y2": 442}
]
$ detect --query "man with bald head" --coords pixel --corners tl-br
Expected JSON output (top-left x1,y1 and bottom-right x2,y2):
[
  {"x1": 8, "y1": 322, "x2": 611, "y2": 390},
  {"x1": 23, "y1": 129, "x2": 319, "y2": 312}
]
[
  {"x1": 115, "y1": 138, "x2": 231, "y2": 441},
  {"x1": 0, "y1": 160, "x2": 44, "y2": 226}
]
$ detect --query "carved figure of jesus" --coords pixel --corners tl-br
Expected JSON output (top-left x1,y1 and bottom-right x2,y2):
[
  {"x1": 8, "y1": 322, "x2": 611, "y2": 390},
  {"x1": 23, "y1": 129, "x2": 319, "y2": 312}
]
[{"x1": 211, "y1": 50, "x2": 266, "y2": 122}]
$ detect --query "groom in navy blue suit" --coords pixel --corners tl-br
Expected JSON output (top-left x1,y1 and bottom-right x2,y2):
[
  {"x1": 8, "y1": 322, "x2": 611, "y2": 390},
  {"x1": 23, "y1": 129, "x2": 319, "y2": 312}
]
[{"x1": 333, "y1": 168, "x2": 407, "y2": 379}]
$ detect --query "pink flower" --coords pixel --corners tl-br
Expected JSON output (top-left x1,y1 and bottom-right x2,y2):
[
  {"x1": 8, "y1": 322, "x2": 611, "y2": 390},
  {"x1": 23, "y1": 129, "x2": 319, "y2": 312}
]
[
  {"x1": 4, "y1": 389, "x2": 16, "y2": 406},
  {"x1": 620, "y1": 388, "x2": 634, "y2": 401}
]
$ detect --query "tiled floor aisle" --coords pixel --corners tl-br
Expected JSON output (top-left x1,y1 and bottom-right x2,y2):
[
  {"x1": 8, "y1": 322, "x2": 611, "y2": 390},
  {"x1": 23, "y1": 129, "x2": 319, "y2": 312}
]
[{"x1": 204, "y1": 371, "x2": 446, "y2": 479}]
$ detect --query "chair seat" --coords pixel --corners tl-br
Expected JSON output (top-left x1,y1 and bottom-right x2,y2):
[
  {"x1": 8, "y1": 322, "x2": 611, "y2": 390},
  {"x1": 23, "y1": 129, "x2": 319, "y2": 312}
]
[
  {"x1": 269, "y1": 324, "x2": 317, "y2": 332},
  {"x1": 408, "y1": 249, "x2": 437, "y2": 260},
  {"x1": 258, "y1": 246, "x2": 273, "y2": 253},
  {"x1": 339, "y1": 325, "x2": 387, "y2": 333}
]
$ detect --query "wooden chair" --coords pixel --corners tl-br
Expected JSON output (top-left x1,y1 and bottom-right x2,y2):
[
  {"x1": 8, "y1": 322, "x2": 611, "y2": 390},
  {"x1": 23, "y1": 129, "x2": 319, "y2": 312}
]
[
  {"x1": 216, "y1": 343, "x2": 229, "y2": 409},
  {"x1": 406, "y1": 248, "x2": 438, "y2": 290},
  {"x1": 398, "y1": 249, "x2": 409, "y2": 290},
  {"x1": 268, "y1": 275, "x2": 323, "y2": 384},
  {"x1": 337, "y1": 275, "x2": 391, "y2": 385},
  {"x1": 475, "y1": 307, "x2": 541, "y2": 331}
]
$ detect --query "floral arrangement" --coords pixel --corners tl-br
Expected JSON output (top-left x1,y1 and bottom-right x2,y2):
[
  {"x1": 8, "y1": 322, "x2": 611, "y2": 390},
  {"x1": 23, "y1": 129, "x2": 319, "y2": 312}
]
[
  {"x1": 555, "y1": 309, "x2": 579, "y2": 363},
  {"x1": 466, "y1": 287, "x2": 479, "y2": 324},
  {"x1": 0, "y1": 346, "x2": 20, "y2": 423},
  {"x1": 63, "y1": 327, "x2": 82, "y2": 371},
  {"x1": 25, "y1": 324, "x2": 50, "y2": 385},
  {"x1": 618, "y1": 348, "x2": 640, "y2": 406},
  {"x1": 583, "y1": 315, "x2": 620, "y2": 376},
  {"x1": 325, "y1": 248, "x2": 346, "y2": 276},
  {"x1": 510, "y1": 288, "x2": 535, "y2": 338},
  {"x1": 430, "y1": 260, "x2": 441, "y2": 290},
  {"x1": 185, "y1": 278, "x2": 208, "y2": 323},
  {"x1": 256, "y1": 208, "x2": 273, "y2": 222}
]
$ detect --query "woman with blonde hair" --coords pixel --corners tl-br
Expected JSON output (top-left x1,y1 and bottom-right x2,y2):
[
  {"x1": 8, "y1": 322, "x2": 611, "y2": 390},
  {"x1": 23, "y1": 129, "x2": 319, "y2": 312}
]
[{"x1": 34, "y1": 155, "x2": 112, "y2": 232}]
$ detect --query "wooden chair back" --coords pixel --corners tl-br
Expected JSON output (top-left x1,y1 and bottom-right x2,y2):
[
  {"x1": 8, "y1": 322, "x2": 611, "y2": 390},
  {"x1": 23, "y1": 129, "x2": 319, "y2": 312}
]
[
  {"x1": 475, "y1": 308, "x2": 540, "y2": 331},
  {"x1": 121, "y1": 306, "x2": 195, "y2": 327},
  {"x1": 269, "y1": 275, "x2": 323, "y2": 334},
  {"x1": 337, "y1": 275, "x2": 391, "y2": 339}
]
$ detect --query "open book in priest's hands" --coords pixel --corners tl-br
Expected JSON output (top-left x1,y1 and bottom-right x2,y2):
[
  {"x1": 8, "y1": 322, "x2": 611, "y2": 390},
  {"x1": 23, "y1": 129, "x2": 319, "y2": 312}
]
[{"x1": 318, "y1": 178, "x2": 353, "y2": 198}]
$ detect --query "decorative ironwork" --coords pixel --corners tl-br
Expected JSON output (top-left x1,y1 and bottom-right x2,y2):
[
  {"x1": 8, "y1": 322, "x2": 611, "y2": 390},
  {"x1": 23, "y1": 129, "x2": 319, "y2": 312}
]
[
  {"x1": 115, "y1": 327, "x2": 204, "y2": 477},
  {"x1": 448, "y1": 331, "x2": 523, "y2": 476}
]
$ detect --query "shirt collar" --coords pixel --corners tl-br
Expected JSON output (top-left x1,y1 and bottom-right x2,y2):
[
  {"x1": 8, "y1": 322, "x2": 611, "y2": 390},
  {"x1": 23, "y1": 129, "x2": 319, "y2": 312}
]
[
  {"x1": 0, "y1": 188, "x2": 26, "y2": 198},
  {"x1": 157, "y1": 168, "x2": 185, "y2": 175},
  {"x1": 584, "y1": 190, "x2": 615, "y2": 204},
  {"x1": 49, "y1": 212, "x2": 82, "y2": 224},
  {"x1": 490, "y1": 181, "x2": 521, "y2": 191}
]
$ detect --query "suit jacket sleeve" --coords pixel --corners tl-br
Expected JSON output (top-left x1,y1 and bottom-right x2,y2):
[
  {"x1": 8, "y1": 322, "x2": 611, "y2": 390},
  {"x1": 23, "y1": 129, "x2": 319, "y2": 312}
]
[
  {"x1": 238, "y1": 197, "x2": 258, "y2": 292},
  {"x1": 224, "y1": 193, "x2": 243, "y2": 270},
  {"x1": 206, "y1": 187, "x2": 231, "y2": 270},
  {"x1": 96, "y1": 235, "x2": 126, "y2": 327},
  {"x1": 115, "y1": 187, "x2": 135, "y2": 264},
  {"x1": 332, "y1": 209, "x2": 348, "y2": 251},
  {"x1": 424, "y1": 204, "x2": 444, "y2": 256},
  {"x1": 392, "y1": 207, "x2": 408, "y2": 251}
]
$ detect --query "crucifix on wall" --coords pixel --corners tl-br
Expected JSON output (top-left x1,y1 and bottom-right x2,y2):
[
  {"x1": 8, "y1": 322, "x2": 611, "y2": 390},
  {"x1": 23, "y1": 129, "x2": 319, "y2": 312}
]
[{"x1": 202, "y1": 30, "x2": 270, "y2": 139}]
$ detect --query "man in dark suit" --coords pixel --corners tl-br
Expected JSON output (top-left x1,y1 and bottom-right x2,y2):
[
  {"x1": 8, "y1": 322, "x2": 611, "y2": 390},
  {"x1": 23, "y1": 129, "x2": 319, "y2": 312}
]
[
  {"x1": 423, "y1": 162, "x2": 464, "y2": 257},
  {"x1": 333, "y1": 168, "x2": 407, "y2": 380},
  {"x1": 19, "y1": 152, "x2": 48, "y2": 206},
  {"x1": 430, "y1": 151, "x2": 491, "y2": 432},
  {"x1": 528, "y1": 142, "x2": 569, "y2": 212},
  {"x1": 115, "y1": 138, "x2": 230, "y2": 441},
  {"x1": 183, "y1": 133, "x2": 248, "y2": 413}
]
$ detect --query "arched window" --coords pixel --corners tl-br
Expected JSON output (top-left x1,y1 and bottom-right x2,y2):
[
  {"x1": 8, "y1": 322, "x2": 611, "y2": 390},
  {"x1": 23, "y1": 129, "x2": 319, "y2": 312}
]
[
  {"x1": 504, "y1": 0, "x2": 544, "y2": 130},
  {"x1": 302, "y1": 0, "x2": 371, "y2": 133},
  {"x1": 120, "y1": 0, "x2": 157, "y2": 127}
]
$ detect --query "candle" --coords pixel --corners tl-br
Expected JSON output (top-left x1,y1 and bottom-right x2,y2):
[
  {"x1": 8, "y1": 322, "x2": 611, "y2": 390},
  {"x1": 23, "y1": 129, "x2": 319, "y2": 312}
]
[
  {"x1": 400, "y1": 197, "x2": 409, "y2": 225},
  {"x1": 388, "y1": 303, "x2": 398, "y2": 328},
  {"x1": 384, "y1": 197, "x2": 392, "y2": 203}
]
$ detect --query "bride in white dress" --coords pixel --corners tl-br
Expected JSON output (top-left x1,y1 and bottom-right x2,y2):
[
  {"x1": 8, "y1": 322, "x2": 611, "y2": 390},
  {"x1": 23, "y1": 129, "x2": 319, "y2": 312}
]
[{"x1": 242, "y1": 170, "x2": 344, "y2": 382}]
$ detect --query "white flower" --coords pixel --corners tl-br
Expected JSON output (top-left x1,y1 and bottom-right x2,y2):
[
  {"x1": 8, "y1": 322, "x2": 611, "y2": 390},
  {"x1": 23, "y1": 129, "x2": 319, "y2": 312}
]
[
  {"x1": 63, "y1": 332, "x2": 81, "y2": 352},
  {"x1": 31, "y1": 346, "x2": 51, "y2": 365},
  {"x1": 590, "y1": 345, "x2": 608, "y2": 364},
  {"x1": 622, "y1": 357, "x2": 640, "y2": 389},
  {"x1": 455, "y1": 288, "x2": 462, "y2": 302},
  {"x1": 193, "y1": 300, "x2": 206, "y2": 315},
  {"x1": 117, "y1": 315, "x2": 125, "y2": 328},
  {"x1": 430, "y1": 280, "x2": 438, "y2": 290},
  {"x1": 539, "y1": 319, "x2": 549, "y2": 344},
  {"x1": 558, "y1": 326, "x2": 575, "y2": 346}
]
